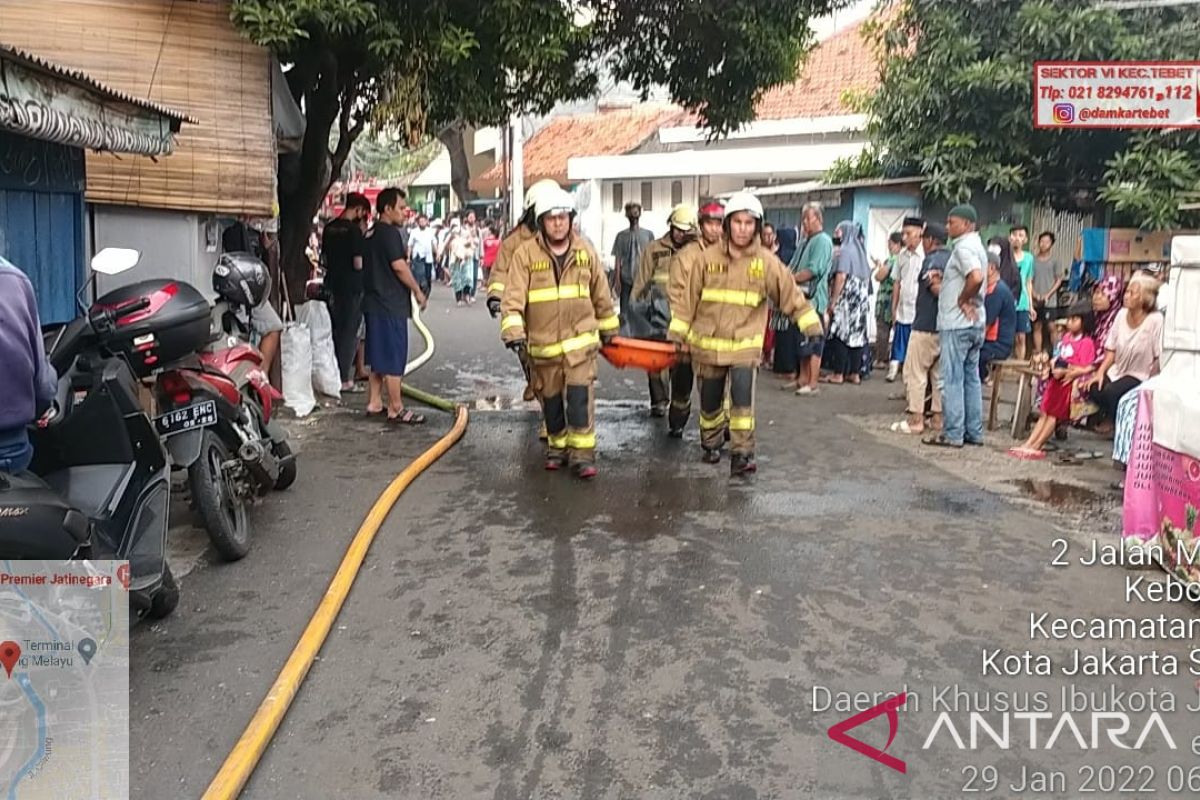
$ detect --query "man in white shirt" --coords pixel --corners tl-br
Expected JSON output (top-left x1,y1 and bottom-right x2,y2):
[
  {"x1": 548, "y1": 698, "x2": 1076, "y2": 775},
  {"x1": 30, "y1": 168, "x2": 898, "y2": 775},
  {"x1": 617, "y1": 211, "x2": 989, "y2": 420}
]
[
  {"x1": 407, "y1": 213, "x2": 438, "y2": 296},
  {"x1": 888, "y1": 216, "x2": 925, "y2": 381}
]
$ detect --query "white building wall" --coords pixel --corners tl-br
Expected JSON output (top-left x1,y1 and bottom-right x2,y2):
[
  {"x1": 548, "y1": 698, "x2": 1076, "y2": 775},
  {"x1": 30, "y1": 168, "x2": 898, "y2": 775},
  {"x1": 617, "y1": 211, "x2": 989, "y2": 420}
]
[
  {"x1": 597, "y1": 177, "x2": 697, "y2": 260},
  {"x1": 90, "y1": 205, "x2": 216, "y2": 298}
]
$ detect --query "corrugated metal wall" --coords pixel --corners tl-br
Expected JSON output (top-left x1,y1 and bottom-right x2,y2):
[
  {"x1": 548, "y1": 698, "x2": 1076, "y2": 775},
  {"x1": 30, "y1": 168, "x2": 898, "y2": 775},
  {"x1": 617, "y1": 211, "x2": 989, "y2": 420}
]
[{"x1": 1032, "y1": 204, "x2": 1094, "y2": 262}]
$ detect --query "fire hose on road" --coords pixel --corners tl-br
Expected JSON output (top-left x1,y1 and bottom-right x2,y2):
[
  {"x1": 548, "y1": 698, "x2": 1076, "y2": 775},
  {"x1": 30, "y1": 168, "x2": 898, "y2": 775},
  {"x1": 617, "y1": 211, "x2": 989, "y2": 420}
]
[{"x1": 202, "y1": 298, "x2": 466, "y2": 800}]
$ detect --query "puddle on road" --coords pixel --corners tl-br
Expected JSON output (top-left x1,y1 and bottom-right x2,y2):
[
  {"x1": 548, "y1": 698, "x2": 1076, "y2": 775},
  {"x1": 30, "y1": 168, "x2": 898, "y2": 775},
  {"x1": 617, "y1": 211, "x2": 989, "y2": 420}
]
[{"x1": 1008, "y1": 479, "x2": 1101, "y2": 509}]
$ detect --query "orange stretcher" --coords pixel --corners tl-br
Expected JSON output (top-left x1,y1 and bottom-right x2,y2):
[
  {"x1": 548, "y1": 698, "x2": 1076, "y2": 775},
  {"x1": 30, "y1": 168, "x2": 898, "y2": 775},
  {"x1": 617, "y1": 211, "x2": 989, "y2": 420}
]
[{"x1": 600, "y1": 336, "x2": 679, "y2": 372}]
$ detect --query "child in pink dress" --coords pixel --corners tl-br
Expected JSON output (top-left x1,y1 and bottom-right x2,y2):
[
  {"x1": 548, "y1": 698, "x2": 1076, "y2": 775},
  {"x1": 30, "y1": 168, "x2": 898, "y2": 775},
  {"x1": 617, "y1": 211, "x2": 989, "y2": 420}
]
[{"x1": 1009, "y1": 300, "x2": 1096, "y2": 460}]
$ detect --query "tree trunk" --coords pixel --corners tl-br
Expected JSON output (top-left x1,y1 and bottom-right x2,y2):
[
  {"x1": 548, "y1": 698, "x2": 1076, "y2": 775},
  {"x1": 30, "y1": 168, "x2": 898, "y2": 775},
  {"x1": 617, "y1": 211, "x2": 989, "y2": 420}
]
[
  {"x1": 438, "y1": 122, "x2": 475, "y2": 211},
  {"x1": 276, "y1": 53, "x2": 348, "y2": 306}
]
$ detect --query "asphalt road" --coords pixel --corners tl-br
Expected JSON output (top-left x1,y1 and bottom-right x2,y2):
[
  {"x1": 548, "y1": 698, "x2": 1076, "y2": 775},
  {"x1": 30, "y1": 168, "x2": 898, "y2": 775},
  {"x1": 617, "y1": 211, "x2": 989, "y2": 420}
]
[{"x1": 131, "y1": 289, "x2": 1200, "y2": 799}]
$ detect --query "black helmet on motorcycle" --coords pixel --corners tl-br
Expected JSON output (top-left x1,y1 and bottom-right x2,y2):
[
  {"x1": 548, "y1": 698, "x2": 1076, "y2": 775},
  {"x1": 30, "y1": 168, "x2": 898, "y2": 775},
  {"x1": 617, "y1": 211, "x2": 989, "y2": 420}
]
[{"x1": 213, "y1": 252, "x2": 270, "y2": 308}]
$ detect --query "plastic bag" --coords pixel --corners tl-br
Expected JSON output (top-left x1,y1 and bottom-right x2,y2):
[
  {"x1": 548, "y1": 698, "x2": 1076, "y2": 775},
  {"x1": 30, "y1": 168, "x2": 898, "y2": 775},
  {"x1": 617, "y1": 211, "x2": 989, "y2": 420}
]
[
  {"x1": 296, "y1": 301, "x2": 341, "y2": 399},
  {"x1": 624, "y1": 291, "x2": 671, "y2": 340},
  {"x1": 281, "y1": 318, "x2": 316, "y2": 417}
]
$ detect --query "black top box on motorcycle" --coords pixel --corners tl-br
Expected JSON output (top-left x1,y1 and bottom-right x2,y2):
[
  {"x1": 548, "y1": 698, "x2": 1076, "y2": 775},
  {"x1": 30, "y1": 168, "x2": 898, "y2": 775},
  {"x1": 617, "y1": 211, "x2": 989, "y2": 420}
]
[{"x1": 94, "y1": 279, "x2": 211, "y2": 376}]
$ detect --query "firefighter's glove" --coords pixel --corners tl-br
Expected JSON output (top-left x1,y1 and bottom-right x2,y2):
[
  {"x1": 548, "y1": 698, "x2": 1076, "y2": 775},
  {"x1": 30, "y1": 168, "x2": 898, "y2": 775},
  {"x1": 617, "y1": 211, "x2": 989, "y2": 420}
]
[
  {"x1": 487, "y1": 297, "x2": 502, "y2": 318},
  {"x1": 506, "y1": 338, "x2": 528, "y2": 357},
  {"x1": 600, "y1": 331, "x2": 617, "y2": 346}
]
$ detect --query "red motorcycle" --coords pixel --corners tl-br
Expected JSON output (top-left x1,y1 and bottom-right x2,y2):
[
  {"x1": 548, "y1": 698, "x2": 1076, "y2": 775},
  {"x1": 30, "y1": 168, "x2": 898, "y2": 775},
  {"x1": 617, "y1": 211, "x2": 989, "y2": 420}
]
[{"x1": 94, "y1": 253, "x2": 296, "y2": 561}]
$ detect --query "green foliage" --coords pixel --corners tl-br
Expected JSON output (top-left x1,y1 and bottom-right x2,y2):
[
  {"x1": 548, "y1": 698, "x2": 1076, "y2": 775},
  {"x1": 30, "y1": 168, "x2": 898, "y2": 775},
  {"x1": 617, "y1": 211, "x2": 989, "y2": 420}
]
[
  {"x1": 825, "y1": 147, "x2": 885, "y2": 185},
  {"x1": 233, "y1": 0, "x2": 845, "y2": 144},
  {"x1": 1100, "y1": 133, "x2": 1200, "y2": 230},
  {"x1": 851, "y1": 0, "x2": 1200, "y2": 225}
]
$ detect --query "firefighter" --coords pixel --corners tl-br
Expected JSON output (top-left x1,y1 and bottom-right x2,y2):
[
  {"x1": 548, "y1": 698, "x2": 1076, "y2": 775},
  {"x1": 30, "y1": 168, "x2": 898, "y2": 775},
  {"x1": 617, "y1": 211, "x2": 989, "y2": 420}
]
[
  {"x1": 500, "y1": 188, "x2": 619, "y2": 479},
  {"x1": 487, "y1": 179, "x2": 561, "y2": 437},
  {"x1": 664, "y1": 201, "x2": 724, "y2": 436},
  {"x1": 486, "y1": 178, "x2": 562, "y2": 318},
  {"x1": 669, "y1": 192, "x2": 822, "y2": 475},
  {"x1": 630, "y1": 203, "x2": 698, "y2": 417}
]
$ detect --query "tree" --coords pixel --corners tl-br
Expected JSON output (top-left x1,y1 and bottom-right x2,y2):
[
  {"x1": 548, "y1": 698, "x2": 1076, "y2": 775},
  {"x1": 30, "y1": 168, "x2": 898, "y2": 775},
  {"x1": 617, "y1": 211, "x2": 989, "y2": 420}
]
[
  {"x1": 232, "y1": 0, "x2": 847, "y2": 295},
  {"x1": 832, "y1": 0, "x2": 1200, "y2": 228}
]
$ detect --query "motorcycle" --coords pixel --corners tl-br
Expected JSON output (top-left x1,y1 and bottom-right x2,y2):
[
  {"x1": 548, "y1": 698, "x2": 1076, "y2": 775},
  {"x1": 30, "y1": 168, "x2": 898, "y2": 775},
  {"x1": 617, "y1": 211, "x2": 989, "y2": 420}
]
[
  {"x1": 1, "y1": 248, "x2": 179, "y2": 619},
  {"x1": 92, "y1": 254, "x2": 296, "y2": 561}
]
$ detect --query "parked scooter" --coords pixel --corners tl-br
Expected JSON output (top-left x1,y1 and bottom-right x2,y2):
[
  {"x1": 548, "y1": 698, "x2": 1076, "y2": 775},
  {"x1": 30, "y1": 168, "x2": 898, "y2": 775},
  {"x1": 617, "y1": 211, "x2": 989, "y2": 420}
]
[
  {"x1": 1, "y1": 248, "x2": 179, "y2": 619},
  {"x1": 107, "y1": 252, "x2": 296, "y2": 561}
]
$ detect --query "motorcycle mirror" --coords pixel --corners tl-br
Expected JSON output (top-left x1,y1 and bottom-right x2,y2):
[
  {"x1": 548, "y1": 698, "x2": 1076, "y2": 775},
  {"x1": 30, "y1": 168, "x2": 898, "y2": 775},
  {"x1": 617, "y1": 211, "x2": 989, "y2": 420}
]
[{"x1": 90, "y1": 247, "x2": 141, "y2": 276}]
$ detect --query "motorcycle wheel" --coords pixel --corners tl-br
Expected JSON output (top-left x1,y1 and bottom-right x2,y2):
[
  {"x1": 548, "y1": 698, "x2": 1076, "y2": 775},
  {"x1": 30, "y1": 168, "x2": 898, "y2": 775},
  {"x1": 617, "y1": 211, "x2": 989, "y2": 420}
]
[
  {"x1": 146, "y1": 562, "x2": 180, "y2": 620},
  {"x1": 188, "y1": 430, "x2": 250, "y2": 561},
  {"x1": 272, "y1": 440, "x2": 298, "y2": 491}
]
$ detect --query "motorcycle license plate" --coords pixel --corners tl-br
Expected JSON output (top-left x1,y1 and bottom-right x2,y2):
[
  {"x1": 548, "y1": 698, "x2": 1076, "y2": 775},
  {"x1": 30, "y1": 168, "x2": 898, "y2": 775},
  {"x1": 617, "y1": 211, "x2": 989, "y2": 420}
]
[{"x1": 155, "y1": 400, "x2": 217, "y2": 437}]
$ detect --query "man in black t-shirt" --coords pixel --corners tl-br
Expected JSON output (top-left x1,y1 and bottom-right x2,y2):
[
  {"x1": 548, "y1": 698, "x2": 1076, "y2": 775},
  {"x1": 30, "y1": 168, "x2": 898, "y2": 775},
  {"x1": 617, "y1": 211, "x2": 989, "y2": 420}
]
[
  {"x1": 323, "y1": 192, "x2": 372, "y2": 389},
  {"x1": 363, "y1": 188, "x2": 428, "y2": 423}
]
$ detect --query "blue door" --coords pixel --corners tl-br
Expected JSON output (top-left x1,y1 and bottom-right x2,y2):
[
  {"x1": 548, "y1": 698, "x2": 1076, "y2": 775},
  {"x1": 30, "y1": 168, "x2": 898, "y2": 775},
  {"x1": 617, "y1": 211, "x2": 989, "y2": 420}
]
[{"x1": 0, "y1": 131, "x2": 86, "y2": 323}]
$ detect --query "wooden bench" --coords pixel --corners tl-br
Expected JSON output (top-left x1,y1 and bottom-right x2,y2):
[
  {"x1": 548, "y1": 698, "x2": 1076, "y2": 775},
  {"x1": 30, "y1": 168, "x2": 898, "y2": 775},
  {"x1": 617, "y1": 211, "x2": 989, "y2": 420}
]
[{"x1": 987, "y1": 358, "x2": 1039, "y2": 438}]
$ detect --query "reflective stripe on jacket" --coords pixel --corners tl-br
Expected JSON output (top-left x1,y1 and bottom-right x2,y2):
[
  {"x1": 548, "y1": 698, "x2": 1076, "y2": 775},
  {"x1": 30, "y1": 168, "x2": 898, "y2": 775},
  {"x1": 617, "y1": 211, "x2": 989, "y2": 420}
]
[
  {"x1": 487, "y1": 225, "x2": 537, "y2": 299},
  {"x1": 499, "y1": 233, "x2": 618, "y2": 366},
  {"x1": 670, "y1": 239, "x2": 821, "y2": 366}
]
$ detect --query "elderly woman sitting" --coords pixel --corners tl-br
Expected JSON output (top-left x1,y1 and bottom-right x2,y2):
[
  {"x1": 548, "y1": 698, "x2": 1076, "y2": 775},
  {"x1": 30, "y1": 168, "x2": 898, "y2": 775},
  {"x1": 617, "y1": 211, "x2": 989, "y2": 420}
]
[{"x1": 1084, "y1": 273, "x2": 1163, "y2": 430}]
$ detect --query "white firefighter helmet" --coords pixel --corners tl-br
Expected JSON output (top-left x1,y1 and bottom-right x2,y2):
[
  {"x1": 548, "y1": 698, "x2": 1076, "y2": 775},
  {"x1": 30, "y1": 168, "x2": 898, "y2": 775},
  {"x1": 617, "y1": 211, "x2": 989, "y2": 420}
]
[
  {"x1": 523, "y1": 179, "x2": 562, "y2": 212},
  {"x1": 723, "y1": 191, "x2": 763, "y2": 220},
  {"x1": 535, "y1": 187, "x2": 576, "y2": 220}
]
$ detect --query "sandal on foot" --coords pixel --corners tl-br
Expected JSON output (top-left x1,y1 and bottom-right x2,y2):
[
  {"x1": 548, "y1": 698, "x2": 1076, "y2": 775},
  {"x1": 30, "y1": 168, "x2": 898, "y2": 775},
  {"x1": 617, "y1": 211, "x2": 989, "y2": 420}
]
[
  {"x1": 890, "y1": 420, "x2": 923, "y2": 434},
  {"x1": 386, "y1": 409, "x2": 426, "y2": 425},
  {"x1": 923, "y1": 434, "x2": 963, "y2": 449}
]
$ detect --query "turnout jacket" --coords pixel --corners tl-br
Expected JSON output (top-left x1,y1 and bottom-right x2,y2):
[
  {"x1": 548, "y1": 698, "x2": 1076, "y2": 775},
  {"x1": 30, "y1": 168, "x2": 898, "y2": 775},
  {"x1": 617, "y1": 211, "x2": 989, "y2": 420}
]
[
  {"x1": 669, "y1": 239, "x2": 822, "y2": 367},
  {"x1": 631, "y1": 233, "x2": 689, "y2": 304},
  {"x1": 500, "y1": 233, "x2": 619, "y2": 366},
  {"x1": 487, "y1": 225, "x2": 537, "y2": 301}
]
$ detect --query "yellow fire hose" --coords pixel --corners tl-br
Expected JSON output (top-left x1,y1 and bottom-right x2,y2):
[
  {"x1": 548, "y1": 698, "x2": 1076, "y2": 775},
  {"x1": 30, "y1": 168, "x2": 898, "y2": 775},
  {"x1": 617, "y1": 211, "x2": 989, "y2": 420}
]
[{"x1": 202, "y1": 296, "x2": 465, "y2": 800}]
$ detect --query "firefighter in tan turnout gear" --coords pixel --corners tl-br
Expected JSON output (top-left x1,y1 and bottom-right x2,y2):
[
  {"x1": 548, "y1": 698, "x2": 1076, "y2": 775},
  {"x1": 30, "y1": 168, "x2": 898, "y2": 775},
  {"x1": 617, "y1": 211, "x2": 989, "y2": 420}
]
[
  {"x1": 500, "y1": 188, "x2": 619, "y2": 479},
  {"x1": 669, "y1": 191, "x2": 822, "y2": 475},
  {"x1": 486, "y1": 178, "x2": 562, "y2": 318},
  {"x1": 488, "y1": 178, "x2": 562, "y2": 425},
  {"x1": 630, "y1": 203, "x2": 697, "y2": 418},
  {"x1": 665, "y1": 201, "x2": 724, "y2": 436}
]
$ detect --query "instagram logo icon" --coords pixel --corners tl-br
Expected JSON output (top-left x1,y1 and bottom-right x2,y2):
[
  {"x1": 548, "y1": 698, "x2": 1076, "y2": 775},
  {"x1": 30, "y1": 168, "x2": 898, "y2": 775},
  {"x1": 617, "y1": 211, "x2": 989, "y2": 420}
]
[{"x1": 1052, "y1": 103, "x2": 1075, "y2": 124}]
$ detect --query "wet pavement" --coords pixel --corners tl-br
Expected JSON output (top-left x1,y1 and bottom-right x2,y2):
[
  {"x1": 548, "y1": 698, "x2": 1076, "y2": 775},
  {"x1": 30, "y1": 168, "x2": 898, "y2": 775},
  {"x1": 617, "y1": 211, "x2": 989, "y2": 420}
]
[{"x1": 130, "y1": 291, "x2": 1200, "y2": 799}]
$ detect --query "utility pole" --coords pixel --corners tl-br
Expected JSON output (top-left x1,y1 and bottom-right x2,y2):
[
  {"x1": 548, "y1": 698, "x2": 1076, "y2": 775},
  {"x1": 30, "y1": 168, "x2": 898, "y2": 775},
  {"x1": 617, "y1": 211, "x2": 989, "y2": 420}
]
[{"x1": 509, "y1": 113, "x2": 524, "y2": 230}]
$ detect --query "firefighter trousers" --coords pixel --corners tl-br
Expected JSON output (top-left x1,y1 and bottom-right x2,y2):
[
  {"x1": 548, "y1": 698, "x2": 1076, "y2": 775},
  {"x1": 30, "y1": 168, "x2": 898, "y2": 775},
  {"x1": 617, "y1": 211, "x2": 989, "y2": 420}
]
[
  {"x1": 533, "y1": 358, "x2": 596, "y2": 464},
  {"x1": 696, "y1": 363, "x2": 756, "y2": 455},
  {"x1": 668, "y1": 359, "x2": 694, "y2": 432},
  {"x1": 648, "y1": 369, "x2": 669, "y2": 411}
]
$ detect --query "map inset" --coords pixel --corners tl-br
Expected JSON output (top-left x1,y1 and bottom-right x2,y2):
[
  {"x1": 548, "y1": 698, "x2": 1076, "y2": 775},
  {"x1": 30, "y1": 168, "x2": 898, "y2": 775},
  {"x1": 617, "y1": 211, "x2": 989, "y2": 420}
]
[{"x1": 0, "y1": 561, "x2": 129, "y2": 799}]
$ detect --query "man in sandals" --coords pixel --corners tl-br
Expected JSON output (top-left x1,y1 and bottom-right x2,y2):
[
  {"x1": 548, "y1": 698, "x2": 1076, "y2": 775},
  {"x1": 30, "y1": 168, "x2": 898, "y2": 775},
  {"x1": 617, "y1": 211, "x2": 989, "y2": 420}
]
[
  {"x1": 363, "y1": 187, "x2": 429, "y2": 425},
  {"x1": 924, "y1": 205, "x2": 987, "y2": 449}
]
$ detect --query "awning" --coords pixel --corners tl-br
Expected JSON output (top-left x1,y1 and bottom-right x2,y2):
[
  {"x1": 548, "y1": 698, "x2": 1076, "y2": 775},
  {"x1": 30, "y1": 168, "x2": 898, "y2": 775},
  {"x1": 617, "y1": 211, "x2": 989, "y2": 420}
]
[{"x1": 0, "y1": 45, "x2": 190, "y2": 156}]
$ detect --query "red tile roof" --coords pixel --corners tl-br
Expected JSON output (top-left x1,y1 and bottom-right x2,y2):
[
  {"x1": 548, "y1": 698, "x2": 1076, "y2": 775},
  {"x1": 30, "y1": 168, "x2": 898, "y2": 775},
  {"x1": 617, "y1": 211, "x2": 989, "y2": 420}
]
[
  {"x1": 470, "y1": 22, "x2": 878, "y2": 190},
  {"x1": 755, "y1": 20, "x2": 878, "y2": 120},
  {"x1": 471, "y1": 105, "x2": 685, "y2": 191}
]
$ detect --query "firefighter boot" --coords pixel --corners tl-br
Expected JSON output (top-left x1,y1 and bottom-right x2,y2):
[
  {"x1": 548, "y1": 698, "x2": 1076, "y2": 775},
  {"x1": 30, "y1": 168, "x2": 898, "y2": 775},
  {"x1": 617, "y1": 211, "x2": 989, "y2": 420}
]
[
  {"x1": 667, "y1": 360, "x2": 693, "y2": 437},
  {"x1": 697, "y1": 366, "x2": 728, "y2": 463}
]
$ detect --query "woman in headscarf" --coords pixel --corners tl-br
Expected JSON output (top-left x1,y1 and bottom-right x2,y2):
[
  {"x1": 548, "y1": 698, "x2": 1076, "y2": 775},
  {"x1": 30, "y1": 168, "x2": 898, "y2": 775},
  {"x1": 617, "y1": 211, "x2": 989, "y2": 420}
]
[
  {"x1": 988, "y1": 236, "x2": 1021, "y2": 298},
  {"x1": 1089, "y1": 274, "x2": 1126, "y2": 366},
  {"x1": 823, "y1": 220, "x2": 872, "y2": 385}
]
